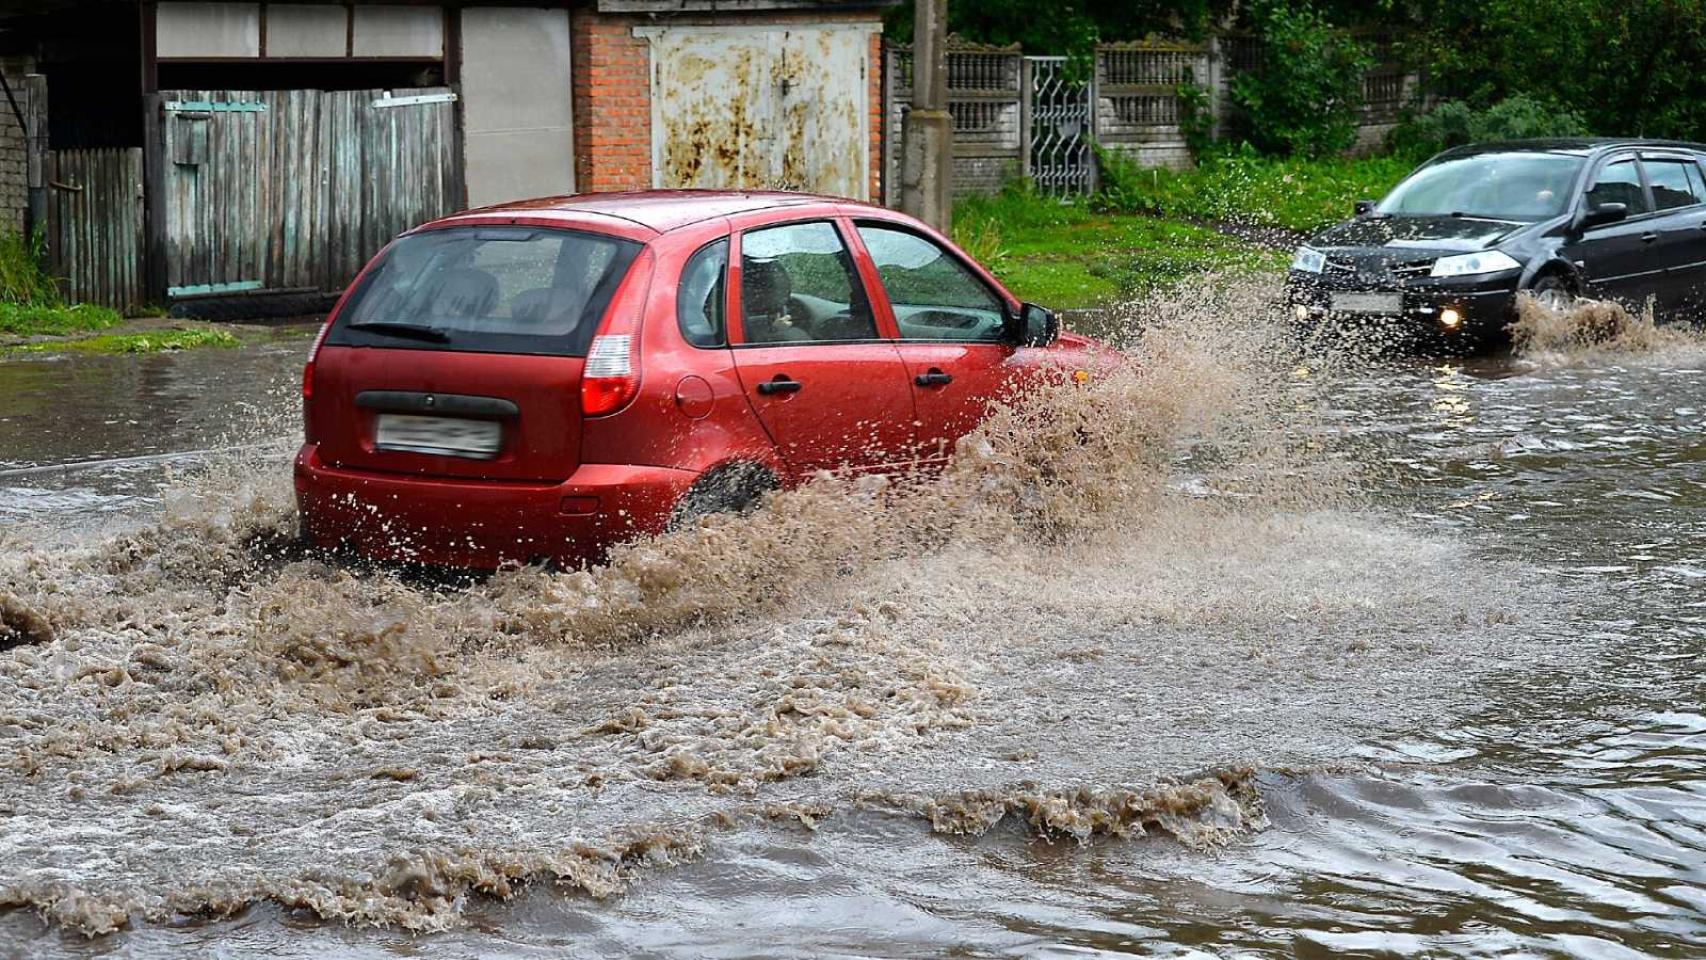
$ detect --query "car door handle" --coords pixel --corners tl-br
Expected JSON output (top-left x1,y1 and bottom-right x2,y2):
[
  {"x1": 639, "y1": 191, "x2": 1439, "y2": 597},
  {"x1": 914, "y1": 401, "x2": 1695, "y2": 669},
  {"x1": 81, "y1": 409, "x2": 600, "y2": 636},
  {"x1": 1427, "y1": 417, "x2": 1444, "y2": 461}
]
[
  {"x1": 1641, "y1": 231, "x2": 1659, "y2": 242},
  {"x1": 757, "y1": 376, "x2": 801, "y2": 395},
  {"x1": 915, "y1": 370, "x2": 953, "y2": 387}
]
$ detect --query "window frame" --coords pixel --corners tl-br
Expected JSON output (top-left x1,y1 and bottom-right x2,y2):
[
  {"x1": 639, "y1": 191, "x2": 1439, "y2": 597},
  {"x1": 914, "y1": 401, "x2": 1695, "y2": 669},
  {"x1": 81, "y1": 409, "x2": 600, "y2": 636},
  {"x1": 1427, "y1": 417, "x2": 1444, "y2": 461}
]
[
  {"x1": 1639, "y1": 152, "x2": 1706, "y2": 212},
  {"x1": 676, "y1": 236, "x2": 731, "y2": 350},
  {"x1": 849, "y1": 220, "x2": 1012, "y2": 345},
  {"x1": 1580, "y1": 151, "x2": 1656, "y2": 220},
  {"x1": 728, "y1": 217, "x2": 888, "y2": 349}
]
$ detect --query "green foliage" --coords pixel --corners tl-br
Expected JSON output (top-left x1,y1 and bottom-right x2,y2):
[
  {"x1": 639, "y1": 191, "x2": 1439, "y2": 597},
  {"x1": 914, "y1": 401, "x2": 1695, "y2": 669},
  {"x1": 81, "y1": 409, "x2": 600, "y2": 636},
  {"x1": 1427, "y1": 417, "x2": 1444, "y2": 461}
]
[
  {"x1": 1095, "y1": 146, "x2": 1412, "y2": 233},
  {"x1": 1387, "y1": 95, "x2": 1591, "y2": 159},
  {"x1": 0, "y1": 230, "x2": 60, "y2": 307},
  {"x1": 1228, "y1": 0, "x2": 1372, "y2": 158},
  {"x1": 884, "y1": 0, "x2": 1232, "y2": 55},
  {"x1": 1175, "y1": 82, "x2": 1216, "y2": 162},
  {"x1": 951, "y1": 179, "x2": 1276, "y2": 309},
  {"x1": 7, "y1": 327, "x2": 239, "y2": 355},
  {"x1": 0, "y1": 301, "x2": 123, "y2": 337},
  {"x1": 1407, "y1": 0, "x2": 1706, "y2": 141}
]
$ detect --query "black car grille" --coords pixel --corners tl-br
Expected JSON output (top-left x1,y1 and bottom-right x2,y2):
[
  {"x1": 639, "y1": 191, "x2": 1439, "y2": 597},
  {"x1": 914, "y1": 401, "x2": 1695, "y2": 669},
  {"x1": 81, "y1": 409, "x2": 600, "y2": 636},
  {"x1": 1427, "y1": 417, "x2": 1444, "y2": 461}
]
[{"x1": 1324, "y1": 254, "x2": 1436, "y2": 280}]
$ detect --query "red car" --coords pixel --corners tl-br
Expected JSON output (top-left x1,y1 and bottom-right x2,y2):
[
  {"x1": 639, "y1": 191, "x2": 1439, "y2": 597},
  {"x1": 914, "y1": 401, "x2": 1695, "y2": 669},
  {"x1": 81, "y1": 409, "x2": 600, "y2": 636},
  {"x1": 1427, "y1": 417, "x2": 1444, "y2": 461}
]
[{"x1": 294, "y1": 191, "x2": 1106, "y2": 569}]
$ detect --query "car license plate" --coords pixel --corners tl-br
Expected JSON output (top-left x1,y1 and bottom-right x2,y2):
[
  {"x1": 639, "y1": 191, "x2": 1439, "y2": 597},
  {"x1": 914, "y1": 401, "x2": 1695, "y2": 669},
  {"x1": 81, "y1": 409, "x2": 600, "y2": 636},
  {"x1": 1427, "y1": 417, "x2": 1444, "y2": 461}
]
[
  {"x1": 1330, "y1": 292, "x2": 1403, "y2": 315},
  {"x1": 374, "y1": 414, "x2": 502, "y2": 459}
]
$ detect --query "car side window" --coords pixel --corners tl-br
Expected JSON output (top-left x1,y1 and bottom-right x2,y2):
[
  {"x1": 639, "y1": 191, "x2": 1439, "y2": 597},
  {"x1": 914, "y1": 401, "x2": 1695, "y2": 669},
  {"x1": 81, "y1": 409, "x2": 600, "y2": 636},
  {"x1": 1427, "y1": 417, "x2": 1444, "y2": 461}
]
[
  {"x1": 739, "y1": 221, "x2": 877, "y2": 344},
  {"x1": 677, "y1": 239, "x2": 728, "y2": 348},
  {"x1": 1584, "y1": 158, "x2": 1651, "y2": 215},
  {"x1": 1644, "y1": 158, "x2": 1705, "y2": 210},
  {"x1": 855, "y1": 225, "x2": 1007, "y2": 343}
]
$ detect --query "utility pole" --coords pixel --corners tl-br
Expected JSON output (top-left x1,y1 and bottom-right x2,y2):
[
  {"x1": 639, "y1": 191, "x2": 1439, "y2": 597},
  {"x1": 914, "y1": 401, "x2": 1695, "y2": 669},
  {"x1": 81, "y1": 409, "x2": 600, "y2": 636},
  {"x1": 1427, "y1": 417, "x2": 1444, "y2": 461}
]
[{"x1": 898, "y1": 0, "x2": 951, "y2": 233}]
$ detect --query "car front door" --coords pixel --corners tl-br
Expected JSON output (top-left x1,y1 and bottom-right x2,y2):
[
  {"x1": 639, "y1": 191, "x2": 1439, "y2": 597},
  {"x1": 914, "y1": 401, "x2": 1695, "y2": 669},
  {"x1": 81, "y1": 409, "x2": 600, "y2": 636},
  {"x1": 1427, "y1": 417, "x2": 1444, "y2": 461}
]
[
  {"x1": 849, "y1": 221, "x2": 1019, "y2": 461},
  {"x1": 1639, "y1": 152, "x2": 1706, "y2": 316},
  {"x1": 1567, "y1": 153, "x2": 1662, "y2": 310},
  {"x1": 728, "y1": 219, "x2": 917, "y2": 477}
]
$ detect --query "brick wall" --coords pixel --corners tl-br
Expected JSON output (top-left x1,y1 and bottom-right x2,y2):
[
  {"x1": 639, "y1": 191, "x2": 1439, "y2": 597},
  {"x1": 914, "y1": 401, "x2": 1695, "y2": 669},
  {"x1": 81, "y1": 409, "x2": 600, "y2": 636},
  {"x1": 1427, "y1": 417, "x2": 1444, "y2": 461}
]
[
  {"x1": 570, "y1": 10, "x2": 653, "y2": 193},
  {"x1": 570, "y1": 10, "x2": 885, "y2": 200},
  {"x1": 0, "y1": 56, "x2": 35, "y2": 235}
]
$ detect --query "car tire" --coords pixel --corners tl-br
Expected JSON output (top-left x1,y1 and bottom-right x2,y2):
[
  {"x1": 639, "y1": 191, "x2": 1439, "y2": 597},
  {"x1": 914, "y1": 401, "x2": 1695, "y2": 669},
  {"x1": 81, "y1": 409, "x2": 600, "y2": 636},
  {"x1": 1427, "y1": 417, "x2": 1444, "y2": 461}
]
[
  {"x1": 668, "y1": 463, "x2": 778, "y2": 531},
  {"x1": 1528, "y1": 273, "x2": 1577, "y2": 313}
]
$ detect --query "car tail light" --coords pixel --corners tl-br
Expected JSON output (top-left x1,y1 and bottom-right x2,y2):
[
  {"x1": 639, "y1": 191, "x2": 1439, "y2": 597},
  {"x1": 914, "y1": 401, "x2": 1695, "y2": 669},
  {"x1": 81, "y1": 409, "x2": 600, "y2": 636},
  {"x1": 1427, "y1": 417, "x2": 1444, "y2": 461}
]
[
  {"x1": 581, "y1": 249, "x2": 654, "y2": 418},
  {"x1": 302, "y1": 312, "x2": 334, "y2": 438}
]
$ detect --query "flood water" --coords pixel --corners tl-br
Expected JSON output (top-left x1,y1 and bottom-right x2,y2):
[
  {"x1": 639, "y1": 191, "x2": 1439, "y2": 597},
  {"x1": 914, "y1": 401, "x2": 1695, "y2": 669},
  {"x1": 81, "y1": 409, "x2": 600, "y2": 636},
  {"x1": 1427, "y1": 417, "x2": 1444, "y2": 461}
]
[{"x1": 0, "y1": 295, "x2": 1701, "y2": 958}]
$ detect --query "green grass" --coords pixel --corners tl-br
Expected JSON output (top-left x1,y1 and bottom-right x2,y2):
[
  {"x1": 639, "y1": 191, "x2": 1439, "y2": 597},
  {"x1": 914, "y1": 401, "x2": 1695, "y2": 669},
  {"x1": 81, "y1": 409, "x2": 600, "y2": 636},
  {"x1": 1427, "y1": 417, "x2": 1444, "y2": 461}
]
[
  {"x1": 0, "y1": 301, "x2": 124, "y2": 337},
  {"x1": 952, "y1": 184, "x2": 1283, "y2": 310},
  {"x1": 7, "y1": 328, "x2": 239, "y2": 355},
  {"x1": 1096, "y1": 148, "x2": 1415, "y2": 234}
]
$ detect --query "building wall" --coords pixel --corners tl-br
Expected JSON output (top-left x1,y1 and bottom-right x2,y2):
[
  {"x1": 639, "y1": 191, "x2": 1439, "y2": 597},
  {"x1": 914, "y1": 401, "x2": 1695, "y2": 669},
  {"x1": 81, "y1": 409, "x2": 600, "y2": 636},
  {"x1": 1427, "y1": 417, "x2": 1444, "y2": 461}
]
[
  {"x1": 0, "y1": 56, "x2": 36, "y2": 235},
  {"x1": 460, "y1": 7, "x2": 577, "y2": 207},
  {"x1": 570, "y1": 8, "x2": 885, "y2": 199}
]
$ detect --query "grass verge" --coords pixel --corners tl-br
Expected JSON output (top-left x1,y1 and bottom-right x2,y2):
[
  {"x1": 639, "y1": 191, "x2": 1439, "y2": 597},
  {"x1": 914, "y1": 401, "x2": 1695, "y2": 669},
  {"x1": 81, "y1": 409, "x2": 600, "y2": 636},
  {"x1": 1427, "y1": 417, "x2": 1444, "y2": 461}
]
[
  {"x1": 6, "y1": 328, "x2": 240, "y2": 355},
  {"x1": 953, "y1": 184, "x2": 1284, "y2": 310},
  {"x1": 1096, "y1": 148, "x2": 1414, "y2": 234}
]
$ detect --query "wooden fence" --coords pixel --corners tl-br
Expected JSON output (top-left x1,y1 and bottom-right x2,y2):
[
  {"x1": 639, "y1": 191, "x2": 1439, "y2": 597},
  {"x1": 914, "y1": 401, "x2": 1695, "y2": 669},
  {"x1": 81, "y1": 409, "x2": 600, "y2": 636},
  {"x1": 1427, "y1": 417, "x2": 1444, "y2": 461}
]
[
  {"x1": 157, "y1": 87, "x2": 460, "y2": 300},
  {"x1": 46, "y1": 148, "x2": 146, "y2": 312}
]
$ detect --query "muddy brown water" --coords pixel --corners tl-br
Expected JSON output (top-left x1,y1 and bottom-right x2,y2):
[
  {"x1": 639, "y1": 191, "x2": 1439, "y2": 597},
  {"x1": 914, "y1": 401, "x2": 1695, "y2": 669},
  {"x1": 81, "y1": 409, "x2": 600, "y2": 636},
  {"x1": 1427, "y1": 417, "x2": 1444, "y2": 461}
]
[{"x1": 0, "y1": 295, "x2": 1701, "y2": 958}]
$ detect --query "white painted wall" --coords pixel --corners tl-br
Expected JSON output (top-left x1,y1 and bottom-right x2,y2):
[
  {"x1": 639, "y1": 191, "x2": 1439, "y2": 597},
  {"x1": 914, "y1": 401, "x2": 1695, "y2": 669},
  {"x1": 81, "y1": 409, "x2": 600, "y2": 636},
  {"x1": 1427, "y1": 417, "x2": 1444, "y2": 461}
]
[{"x1": 459, "y1": 8, "x2": 576, "y2": 207}]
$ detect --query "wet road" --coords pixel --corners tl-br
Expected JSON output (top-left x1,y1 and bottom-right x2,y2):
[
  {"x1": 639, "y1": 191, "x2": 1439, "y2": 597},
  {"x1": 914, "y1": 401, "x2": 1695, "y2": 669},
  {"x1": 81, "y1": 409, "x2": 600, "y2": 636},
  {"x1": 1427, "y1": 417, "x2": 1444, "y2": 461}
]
[{"x1": 0, "y1": 316, "x2": 1702, "y2": 958}]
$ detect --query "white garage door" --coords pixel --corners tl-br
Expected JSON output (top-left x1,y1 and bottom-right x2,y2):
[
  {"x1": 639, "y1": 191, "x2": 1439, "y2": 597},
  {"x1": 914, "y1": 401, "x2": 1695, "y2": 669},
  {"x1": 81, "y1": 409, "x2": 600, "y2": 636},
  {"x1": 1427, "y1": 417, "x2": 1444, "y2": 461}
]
[
  {"x1": 460, "y1": 8, "x2": 575, "y2": 207},
  {"x1": 638, "y1": 24, "x2": 874, "y2": 201}
]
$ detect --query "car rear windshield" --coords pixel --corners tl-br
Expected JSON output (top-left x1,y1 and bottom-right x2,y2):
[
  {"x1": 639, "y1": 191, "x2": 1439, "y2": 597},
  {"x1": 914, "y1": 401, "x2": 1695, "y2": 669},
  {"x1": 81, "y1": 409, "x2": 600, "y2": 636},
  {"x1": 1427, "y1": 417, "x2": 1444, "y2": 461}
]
[
  {"x1": 324, "y1": 226, "x2": 642, "y2": 357},
  {"x1": 1377, "y1": 153, "x2": 1585, "y2": 222}
]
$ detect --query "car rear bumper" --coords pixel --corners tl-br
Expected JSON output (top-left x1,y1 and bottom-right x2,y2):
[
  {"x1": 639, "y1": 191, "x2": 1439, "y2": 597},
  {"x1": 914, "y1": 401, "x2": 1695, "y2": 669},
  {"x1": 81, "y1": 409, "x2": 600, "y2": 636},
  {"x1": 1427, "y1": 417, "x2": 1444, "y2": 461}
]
[
  {"x1": 1285, "y1": 270, "x2": 1520, "y2": 338},
  {"x1": 293, "y1": 444, "x2": 697, "y2": 569}
]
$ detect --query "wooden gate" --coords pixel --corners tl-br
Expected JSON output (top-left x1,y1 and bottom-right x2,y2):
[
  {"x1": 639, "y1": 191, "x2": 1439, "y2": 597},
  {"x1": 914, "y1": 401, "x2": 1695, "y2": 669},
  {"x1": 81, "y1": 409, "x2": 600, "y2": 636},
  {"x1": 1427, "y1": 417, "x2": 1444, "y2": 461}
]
[
  {"x1": 45, "y1": 148, "x2": 146, "y2": 311},
  {"x1": 158, "y1": 88, "x2": 460, "y2": 300}
]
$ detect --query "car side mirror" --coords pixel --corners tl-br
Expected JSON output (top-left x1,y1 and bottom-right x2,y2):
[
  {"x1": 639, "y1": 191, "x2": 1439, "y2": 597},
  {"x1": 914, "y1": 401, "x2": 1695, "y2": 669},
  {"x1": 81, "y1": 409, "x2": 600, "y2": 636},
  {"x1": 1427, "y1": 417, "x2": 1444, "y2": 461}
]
[
  {"x1": 1008, "y1": 302, "x2": 1059, "y2": 347},
  {"x1": 1579, "y1": 201, "x2": 1628, "y2": 229},
  {"x1": 1354, "y1": 199, "x2": 1376, "y2": 217}
]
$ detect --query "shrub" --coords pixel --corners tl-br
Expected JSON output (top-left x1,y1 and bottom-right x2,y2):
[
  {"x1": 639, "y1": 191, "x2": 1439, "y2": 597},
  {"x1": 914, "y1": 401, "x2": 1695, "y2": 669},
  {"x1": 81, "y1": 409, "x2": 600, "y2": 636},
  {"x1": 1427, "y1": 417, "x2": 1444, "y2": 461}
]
[
  {"x1": 1387, "y1": 95, "x2": 1590, "y2": 158},
  {"x1": 0, "y1": 230, "x2": 59, "y2": 307},
  {"x1": 1228, "y1": 0, "x2": 1371, "y2": 158}
]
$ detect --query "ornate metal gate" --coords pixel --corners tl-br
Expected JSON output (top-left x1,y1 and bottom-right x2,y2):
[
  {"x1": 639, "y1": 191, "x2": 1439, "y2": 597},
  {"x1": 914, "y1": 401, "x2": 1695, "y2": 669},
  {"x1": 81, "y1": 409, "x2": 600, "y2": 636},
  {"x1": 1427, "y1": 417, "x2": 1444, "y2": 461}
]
[{"x1": 1025, "y1": 56, "x2": 1094, "y2": 194}]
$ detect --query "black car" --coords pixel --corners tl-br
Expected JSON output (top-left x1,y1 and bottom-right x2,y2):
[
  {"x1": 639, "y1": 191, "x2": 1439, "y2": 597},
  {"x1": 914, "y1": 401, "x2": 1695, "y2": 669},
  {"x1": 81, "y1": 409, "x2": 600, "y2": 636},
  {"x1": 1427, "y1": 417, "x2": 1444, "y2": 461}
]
[{"x1": 1286, "y1": 138, "x2": 1706, "y2": 344}]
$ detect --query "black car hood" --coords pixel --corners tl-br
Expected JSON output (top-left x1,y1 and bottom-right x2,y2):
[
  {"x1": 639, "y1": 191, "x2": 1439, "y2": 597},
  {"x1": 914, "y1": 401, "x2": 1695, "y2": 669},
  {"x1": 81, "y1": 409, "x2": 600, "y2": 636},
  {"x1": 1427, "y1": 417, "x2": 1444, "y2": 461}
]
[{"x1": 1314, "y1": 215, "x2": 1527, "y2": 254}]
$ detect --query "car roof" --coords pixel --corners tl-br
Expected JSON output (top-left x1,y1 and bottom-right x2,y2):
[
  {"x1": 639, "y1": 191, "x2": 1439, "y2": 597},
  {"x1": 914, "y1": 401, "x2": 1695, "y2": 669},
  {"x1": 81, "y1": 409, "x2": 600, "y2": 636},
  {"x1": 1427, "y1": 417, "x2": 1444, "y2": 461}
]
[
  {"x1": 439, "y1": 189, "x2": 891, "y2": 234},
  {"x1": 1440, "y1": 137, "x2": 1706, "y2": 158}
]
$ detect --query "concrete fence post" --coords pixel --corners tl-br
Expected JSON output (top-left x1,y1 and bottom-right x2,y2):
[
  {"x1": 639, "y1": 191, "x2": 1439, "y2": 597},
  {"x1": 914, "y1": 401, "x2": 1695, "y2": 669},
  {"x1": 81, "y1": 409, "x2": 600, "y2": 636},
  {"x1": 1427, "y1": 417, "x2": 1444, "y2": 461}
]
[
  {"x1": 898, "y1": 0, "x2": 951, "y2": 233},
  {"x1": 23, "y1": 73, "x2": 46, "y2": 249}
]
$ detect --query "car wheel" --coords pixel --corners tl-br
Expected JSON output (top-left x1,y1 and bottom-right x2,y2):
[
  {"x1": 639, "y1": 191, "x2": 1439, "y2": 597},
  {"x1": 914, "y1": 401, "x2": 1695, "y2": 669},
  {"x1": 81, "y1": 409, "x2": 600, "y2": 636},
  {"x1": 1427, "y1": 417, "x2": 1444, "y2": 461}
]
[
  {"x1": 1529, "y1": 274, "x2": 1576, "y2": 313},
  {"x1": 669, "y1": 463, "x2": 778, "y2": 531}
]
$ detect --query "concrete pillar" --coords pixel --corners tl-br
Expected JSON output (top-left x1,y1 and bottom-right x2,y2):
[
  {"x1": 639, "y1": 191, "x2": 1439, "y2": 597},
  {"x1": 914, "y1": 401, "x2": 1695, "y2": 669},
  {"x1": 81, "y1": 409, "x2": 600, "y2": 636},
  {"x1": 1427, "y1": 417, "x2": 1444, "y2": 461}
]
[{"x1": 898, "y1": 0, "x2": 951, "y2": 233}]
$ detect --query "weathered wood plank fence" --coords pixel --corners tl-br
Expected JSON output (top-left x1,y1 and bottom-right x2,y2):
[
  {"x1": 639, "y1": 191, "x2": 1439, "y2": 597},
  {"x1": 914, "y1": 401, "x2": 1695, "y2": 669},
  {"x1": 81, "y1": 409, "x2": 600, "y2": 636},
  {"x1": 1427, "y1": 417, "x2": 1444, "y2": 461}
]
[
  {"x1": 157, "y1": 87, "x2": 460, "y2": 302},
  {"x1": 45, "y1": 148, "x2": 146, "y2": 312}
]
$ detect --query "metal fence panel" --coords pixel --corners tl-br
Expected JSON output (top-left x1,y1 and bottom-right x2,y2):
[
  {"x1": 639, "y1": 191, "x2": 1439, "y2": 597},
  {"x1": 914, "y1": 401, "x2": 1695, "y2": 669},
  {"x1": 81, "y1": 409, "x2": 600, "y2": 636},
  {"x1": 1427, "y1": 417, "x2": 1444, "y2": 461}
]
[{"x1": 1027, "y1": 56, "x2": 1093, "y2": 195}]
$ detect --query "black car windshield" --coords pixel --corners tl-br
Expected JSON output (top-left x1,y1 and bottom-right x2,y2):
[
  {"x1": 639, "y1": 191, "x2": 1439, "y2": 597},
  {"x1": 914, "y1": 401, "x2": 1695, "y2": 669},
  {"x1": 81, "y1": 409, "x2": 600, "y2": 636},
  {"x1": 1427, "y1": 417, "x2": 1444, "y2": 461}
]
[
  {"x1": 326, "y1": 226, "x2": 642, "y2": 357},
  {"x1": 1377, "y1": 152, "x2": 1585, "y2": 222}
]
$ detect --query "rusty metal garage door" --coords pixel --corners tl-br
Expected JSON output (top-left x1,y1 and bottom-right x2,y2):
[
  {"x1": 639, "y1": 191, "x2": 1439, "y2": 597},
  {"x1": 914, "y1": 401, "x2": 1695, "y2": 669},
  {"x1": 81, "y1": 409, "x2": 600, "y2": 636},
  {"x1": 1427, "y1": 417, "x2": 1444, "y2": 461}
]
[{"x1": 638, "y1": 25, "x2": 874, "y2": 201}]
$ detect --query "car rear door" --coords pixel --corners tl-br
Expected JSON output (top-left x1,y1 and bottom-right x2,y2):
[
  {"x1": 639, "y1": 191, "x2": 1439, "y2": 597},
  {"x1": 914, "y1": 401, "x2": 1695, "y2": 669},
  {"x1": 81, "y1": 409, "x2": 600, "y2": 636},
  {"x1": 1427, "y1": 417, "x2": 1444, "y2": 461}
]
[
  {"x1": 727, "y1": 219, "x2": 917, "y2": 476},
  {"x1": 1569, "y1": 153, "x2": 1663, "y2": 310},
  {"x1": 1639, "y1": 151, "x2": 1706, "y2": 316},
  {"x1": 849, "y1": 220, "x2": 1018, "y2": 461}
]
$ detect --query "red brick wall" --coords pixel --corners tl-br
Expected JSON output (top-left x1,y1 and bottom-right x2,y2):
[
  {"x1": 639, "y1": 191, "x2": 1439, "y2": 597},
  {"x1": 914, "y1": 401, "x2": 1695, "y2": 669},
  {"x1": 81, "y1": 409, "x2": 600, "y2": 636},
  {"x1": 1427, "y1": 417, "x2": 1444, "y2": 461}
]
[
  {"x1": 570, "y1": 11, "x2": 886, "y2": 200},
  {"x1": 571, "y1": 10, "x2": 653, "y2": 193}
]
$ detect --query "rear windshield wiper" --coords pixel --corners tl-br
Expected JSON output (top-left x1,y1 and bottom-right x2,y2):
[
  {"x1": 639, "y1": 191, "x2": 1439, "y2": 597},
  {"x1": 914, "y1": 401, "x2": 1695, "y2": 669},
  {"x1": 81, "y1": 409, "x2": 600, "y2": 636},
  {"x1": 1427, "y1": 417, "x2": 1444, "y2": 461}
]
[{"x1": 344, "y1": 321, "x2": 450, "y2": 343}]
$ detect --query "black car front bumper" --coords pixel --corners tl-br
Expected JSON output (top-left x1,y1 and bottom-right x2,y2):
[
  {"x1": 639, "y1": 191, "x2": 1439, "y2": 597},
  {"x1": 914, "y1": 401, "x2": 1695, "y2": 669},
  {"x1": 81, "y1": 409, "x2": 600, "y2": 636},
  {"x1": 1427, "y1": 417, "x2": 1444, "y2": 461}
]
[{"x1": 1284, "y1": 268, "x2": 1523, "y2": 343}]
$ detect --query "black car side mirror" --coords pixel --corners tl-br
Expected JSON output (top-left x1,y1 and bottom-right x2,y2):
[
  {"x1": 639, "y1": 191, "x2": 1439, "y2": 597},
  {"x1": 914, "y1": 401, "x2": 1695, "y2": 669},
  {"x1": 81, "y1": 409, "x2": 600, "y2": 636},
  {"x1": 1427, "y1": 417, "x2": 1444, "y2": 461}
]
[
  {"x1": 1579, "y1": 202, "x2": 1629, "y2": 229},
  {"x1": 1007, "y1": 302, "x2": 1059, "y2": 347},
  {"x1": 1354, "y1": 199, "x2": 1377, "y2": 216}
]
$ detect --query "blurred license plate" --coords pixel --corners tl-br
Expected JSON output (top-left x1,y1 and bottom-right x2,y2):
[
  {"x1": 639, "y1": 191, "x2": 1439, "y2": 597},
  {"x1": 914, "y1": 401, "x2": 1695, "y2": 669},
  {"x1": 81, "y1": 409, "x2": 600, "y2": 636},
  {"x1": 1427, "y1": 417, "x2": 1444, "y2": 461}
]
[
  {"x1": 375, "y1": 414, "x2": 502, "y2": 459},
  {"x1": 1331, "y1": 292, "x2": 1403, "y2": 315}
]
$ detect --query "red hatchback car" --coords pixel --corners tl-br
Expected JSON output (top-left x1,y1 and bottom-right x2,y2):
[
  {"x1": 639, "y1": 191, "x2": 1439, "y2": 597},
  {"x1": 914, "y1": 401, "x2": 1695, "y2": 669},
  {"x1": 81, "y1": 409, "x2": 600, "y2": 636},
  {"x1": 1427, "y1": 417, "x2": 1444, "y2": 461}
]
[{"x1": 295, "y1": 191, "x2": 1105, "y2": 569}]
